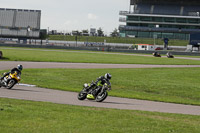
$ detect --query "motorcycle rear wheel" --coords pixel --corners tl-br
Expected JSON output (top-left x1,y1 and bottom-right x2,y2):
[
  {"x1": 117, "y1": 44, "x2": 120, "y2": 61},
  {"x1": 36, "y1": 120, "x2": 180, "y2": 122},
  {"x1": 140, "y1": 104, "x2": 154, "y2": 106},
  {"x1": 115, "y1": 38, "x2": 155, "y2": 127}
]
[
  {"x1": 96, "y1": 91, "x2": 108, "y2": 102},
  {"x1": 6, "y1": 79, "x2": 16, "y2": 89},
  {"x1": 77, "y1": 91, "x2": 87, "y2": 100}
]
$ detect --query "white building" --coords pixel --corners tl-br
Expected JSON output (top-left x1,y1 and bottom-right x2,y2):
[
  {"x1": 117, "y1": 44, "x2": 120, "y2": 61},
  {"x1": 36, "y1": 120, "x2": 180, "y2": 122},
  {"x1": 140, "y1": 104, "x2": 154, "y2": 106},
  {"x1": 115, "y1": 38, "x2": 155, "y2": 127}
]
[{"x1": 137, "y1": 44, "x2": 155, "y2": 50}]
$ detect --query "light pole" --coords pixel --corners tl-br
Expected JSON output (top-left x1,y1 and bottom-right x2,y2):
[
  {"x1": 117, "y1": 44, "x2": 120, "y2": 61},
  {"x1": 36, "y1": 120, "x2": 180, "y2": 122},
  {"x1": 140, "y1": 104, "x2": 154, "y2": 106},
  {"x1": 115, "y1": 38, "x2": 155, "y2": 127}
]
[
  {"x1": 154, "y1": 25, "x2": 159, "y2": 47},
  {"x1": 27, "y1": 26, "x2": 31, "y2": 44},
  {"x1": 46, "y1": 27, "x2": 49, "y2": 45},
  {"x1": 75, "y1": 35, "x2": 77, "y2": 47}
]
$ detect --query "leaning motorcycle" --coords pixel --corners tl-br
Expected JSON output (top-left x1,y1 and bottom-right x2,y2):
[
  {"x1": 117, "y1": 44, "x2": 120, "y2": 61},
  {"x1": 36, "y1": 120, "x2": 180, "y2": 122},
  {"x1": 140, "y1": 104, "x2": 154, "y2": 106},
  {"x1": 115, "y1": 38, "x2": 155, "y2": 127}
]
[
  {"x1": 166, "y1": 53, "x2": 174, "y2": 58},
  {"x1": 153, "y1": 52, "x2": 161, "y2": 57},
  {"x1": 0, "y1": 71, "x2": 21, "y2": 89},
  {"x1": 77, "y1": 81, "x2": 111, "y2": 102}
]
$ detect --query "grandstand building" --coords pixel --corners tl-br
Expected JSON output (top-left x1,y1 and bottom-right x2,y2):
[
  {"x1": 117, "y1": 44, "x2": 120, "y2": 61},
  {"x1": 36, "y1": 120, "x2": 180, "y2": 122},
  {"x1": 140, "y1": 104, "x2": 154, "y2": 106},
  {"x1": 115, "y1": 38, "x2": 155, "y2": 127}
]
[
  {"x1": 119, "y1": 0, "x2": 200, "y2": 40},
  {"x1": 0, "y1": 8, "x2": 41, "y2": 40}
]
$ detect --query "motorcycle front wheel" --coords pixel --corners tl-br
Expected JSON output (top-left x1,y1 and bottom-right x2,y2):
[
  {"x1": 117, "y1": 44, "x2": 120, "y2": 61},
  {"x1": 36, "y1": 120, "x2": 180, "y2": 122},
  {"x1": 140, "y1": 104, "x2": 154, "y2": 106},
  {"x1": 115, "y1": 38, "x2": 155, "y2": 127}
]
[
  {"x1": 77, "y1": 90, "x2": 87, "y2": 100},
  {"x1": 6, "y1": 79, "x2": 16, "y2": 89},
  {"x1": 96, "y1": 91, "x2": 108, "y2": 102}
]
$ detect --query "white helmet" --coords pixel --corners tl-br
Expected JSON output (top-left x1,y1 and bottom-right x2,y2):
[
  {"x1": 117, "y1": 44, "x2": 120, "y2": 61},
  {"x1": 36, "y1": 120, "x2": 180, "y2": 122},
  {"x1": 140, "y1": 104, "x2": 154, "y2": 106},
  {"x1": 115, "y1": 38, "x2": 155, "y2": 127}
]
[{"x1": 105, "y1": 73, "x2": 112, "y2": 80}]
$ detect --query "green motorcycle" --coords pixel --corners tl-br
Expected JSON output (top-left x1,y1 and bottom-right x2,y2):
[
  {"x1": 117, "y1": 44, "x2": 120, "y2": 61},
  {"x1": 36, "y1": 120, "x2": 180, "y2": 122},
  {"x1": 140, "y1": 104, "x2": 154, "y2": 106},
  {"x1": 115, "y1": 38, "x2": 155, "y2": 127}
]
[{"x1": 77, "y1": 81, "x2": 111, "y2": 102}]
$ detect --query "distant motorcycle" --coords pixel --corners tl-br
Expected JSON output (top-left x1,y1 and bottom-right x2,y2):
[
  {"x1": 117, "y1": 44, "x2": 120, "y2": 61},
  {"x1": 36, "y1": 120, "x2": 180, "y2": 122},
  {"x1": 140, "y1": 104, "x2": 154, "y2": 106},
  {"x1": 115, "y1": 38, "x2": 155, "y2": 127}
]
[
  {"x1": 153, "y1": 52, "x2": 161, "y2": 57},
  {"x1": 0, "y1": 71, "x2": 21, "y2": 89},
  {"x1": 77, "y1": 81, "x2": 111, "y2": 102},
  {"x1": 166, "y1": 52, "x2": 174, "y2": 58}
]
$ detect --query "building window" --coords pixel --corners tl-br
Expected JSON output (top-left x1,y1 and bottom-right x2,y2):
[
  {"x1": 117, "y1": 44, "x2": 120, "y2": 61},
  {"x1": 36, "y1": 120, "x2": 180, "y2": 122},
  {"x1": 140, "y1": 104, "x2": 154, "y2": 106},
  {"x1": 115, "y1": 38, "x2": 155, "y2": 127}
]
[
  {"x1": 164, "y1": 17, "x2": 175, "y2": 22},
  {"x1": 140, "y1": 16, "x2": 151, "y2": 21},
  {"x1": 188, "y1": 18, "x2": 199, "y2": 24},
  {"x1": 128, "y1": 16, "x2": 139, "y2": 21},
  {"x1": 176, "y1": 18, "x2": 186, "y2": 23},
  {"x1": 152, "y1": 17, "x2": 163, "y2": 22}
]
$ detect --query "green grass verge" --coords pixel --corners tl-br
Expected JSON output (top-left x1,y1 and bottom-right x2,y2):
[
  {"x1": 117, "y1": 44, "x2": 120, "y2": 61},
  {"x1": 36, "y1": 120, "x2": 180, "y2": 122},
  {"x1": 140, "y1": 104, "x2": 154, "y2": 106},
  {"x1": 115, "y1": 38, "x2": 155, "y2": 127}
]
[
  {"x1": 1, "y1": 67, "x2": 199, "y2": 105},
  {"x1": 49, "y1": 35, "x2": 189, "y2": 46},
  {"x1": 0, "y1": 98, "x2": 199, "y2": 133},
  {"x1": 1, "y1": 47, "x2": 200, "y2": 65}
]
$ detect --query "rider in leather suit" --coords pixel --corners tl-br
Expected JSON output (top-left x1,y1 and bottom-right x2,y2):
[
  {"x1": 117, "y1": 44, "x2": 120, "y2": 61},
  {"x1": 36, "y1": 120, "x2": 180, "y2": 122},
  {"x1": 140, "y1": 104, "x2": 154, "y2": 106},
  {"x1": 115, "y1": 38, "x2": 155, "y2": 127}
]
[
  {"x1": 0, "y1": 65, "x2": 23, "y2": 81},
  {"x1": 87, "y1": 73, "x2": 112, "y2": 99}
]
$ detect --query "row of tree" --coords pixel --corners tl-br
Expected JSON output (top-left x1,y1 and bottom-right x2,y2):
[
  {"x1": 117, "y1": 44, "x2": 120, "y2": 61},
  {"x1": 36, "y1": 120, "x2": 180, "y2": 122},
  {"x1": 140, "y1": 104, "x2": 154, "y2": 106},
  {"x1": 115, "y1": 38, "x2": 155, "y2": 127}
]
[{"x1": 72, "y1": 28, "x2": 119, "y2": 37}]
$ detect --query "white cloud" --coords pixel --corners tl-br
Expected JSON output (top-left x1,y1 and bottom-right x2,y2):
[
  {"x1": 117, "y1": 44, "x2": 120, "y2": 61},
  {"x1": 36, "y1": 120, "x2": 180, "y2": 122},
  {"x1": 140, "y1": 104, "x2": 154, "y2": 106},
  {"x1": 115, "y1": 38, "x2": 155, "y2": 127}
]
[{"x1": 87, "y1": 13, "x2": 98, "y2": 20}]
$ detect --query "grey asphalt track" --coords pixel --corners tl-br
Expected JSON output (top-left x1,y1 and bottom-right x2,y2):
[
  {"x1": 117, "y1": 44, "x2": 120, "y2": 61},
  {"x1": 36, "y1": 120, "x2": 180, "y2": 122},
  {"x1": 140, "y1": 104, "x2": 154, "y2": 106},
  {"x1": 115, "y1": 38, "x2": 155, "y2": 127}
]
[
  {"x1": 0, "y1": 61, "x2": 200, "y2": 115},
  {"x1": 0, "y1": 85, "x2": 200, "y2": 115},
  {"x1": 1, "y1": 61, "x2": 200, "y2": 70}
]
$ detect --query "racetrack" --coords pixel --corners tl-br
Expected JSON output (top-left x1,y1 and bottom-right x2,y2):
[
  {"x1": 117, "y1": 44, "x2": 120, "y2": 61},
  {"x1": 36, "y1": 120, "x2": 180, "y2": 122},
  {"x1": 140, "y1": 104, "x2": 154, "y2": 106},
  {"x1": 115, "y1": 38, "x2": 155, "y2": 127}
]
[
  {"x1": 1, "y1": 61, "x2": 200, "y2": 70},
  {"x1": 0, "y1": 61, "x2": 200, "y2": 115}
]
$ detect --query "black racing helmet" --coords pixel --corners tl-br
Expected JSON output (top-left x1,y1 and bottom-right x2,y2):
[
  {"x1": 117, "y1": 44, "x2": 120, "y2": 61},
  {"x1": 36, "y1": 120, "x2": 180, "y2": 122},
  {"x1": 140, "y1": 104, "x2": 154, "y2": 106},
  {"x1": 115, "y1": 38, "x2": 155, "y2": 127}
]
[
  {"x1": 105, "y1": 73, "x2": 112, "y2": 80},
  {"x1": 17, "y1": 64, "x2": 23, "y2": 71}
]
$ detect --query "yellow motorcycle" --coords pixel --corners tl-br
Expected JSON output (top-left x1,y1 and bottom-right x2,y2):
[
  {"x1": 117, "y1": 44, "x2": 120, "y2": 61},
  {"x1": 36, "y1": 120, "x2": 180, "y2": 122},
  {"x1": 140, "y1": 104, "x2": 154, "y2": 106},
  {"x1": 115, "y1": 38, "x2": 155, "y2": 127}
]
[{"x1": 0, "y1": 71, "x2": 21, "y2": 89}]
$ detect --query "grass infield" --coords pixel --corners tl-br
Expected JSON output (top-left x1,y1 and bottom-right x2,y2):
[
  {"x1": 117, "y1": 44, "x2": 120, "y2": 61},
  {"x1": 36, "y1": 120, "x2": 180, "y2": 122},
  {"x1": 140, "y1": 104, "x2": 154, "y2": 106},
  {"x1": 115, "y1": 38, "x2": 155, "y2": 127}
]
[
  {"x1": 0, "y1": 98, "x2": 199, "y2": 133},
  {"x1": 0, "y1": 47, "x2": 200, "y2": 65}
]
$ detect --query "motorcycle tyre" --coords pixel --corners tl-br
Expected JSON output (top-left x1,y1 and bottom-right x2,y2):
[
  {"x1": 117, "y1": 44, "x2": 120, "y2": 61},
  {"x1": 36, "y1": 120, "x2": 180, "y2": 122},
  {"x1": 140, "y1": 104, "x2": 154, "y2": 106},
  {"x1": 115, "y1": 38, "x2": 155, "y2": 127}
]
[
  {"x1": 6, "y1": 79, "x2": 16, "y2": 89},
  {"x1": 0, "y1": 80, "x2": 2, "y2": 88},
  {"x1": 96, "y1": 91, "x2": 108, "y2": 102},
  {"x1": 153, "y1": 55, "x2": 161, "y2": 57},
  {"x1": 77, "y1": 91, "x2": 87, "y2": 100},
  {"x1": 167, "y1": 56, "x2": 174, "y2": 58}
]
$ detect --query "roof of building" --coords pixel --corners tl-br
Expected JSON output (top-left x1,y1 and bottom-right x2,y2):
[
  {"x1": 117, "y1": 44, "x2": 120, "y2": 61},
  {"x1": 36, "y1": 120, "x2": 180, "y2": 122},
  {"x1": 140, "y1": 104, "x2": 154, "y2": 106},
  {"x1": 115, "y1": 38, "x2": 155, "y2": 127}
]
[
  {"x1": 136, "y1": 44, "x2": 154, "y2": 46},
  {"x1": 131, "y1": 0, "x2": 200, "y2": 6}
]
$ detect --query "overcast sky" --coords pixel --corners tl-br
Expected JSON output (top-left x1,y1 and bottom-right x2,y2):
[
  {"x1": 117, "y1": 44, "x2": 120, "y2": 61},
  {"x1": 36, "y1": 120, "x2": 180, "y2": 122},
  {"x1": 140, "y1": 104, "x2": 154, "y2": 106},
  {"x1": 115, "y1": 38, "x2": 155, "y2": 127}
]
[{"x1": 1, "y1": 0, "x2": 130, "y2": 34}]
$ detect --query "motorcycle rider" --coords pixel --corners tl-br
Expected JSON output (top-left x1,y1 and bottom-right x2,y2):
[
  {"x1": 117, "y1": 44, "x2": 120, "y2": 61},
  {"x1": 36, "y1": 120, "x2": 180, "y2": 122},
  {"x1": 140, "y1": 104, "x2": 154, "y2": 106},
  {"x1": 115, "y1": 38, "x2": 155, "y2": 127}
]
[
  {"x1": 166, "y1": 52, "x2": 173, "y2": 57},
  {"x1": 153, "y1": 51, "x2": 161, "y2": 57},
  {"x1": 87, "y1": 73, "x2": 112, "y2": 99},
  {"x1": 0, "y1": 64, "x2": 23, "y2": 84},
  {"x1": 153, "y1": 51, "x2": 158, "y2": 56}
]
